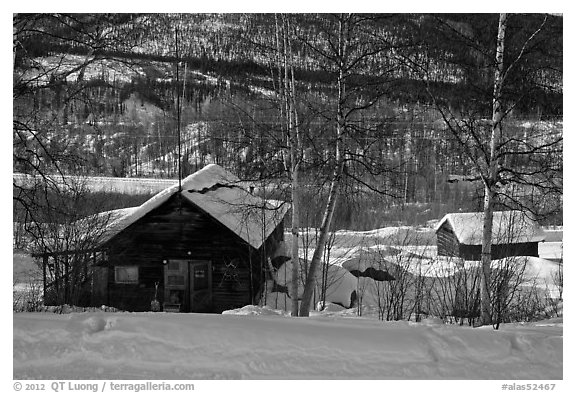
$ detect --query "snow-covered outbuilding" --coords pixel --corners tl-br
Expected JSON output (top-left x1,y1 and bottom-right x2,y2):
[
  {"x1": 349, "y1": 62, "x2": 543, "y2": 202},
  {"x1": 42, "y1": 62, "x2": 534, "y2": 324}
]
[
  {"x1": 37, "y1": 164, "x2": 289, "y2": 313},
  {"x1": 435, "y1": 211, "x2": 546, "y2": 261}
]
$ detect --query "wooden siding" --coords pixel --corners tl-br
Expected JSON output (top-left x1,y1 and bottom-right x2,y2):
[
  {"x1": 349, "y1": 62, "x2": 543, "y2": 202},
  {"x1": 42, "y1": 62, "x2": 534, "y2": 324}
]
[
  {"x1": 90, "y1": 266, "x2": 108, "y2": 306},
  {"x1": 437, "y1": 221, "x2": 540, "y2": 261},
  {"x1": 211, "y1": 257, "x2": 251, "y2": 313},
  {"x1": 93, "y1": 194, "x2": 280, "y2": 312},
  {"x1": 459, "y1": 242, "x2": 539, "y2": 261},
  {"x1": 436, "y1": 223, "x2": 460, "y2": 257}
]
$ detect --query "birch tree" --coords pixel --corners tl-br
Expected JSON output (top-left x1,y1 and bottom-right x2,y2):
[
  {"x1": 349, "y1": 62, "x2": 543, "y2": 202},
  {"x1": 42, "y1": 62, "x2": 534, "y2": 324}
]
[
  {"x1": 297, "y1": 14, "x2": 348, "y2": 316},
  {"x1": 477, "y1": 13, "x2": 508, "y2": 326},
  {"x1": 404, "y1": 13, "x2": 562, "y2": 326},
  {"x1": 272, "y1": 15, "x2": 304, "y2": 316},
  {"x1": 240, "y1": 14, "x2": 409, "y2": 316},
  {"x1": 296, "y1": 14, "x2": 410, "y2": 316}
]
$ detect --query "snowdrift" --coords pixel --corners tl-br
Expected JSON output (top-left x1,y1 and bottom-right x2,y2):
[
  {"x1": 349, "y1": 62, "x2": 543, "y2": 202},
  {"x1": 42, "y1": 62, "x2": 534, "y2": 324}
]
[
  {"x1": 13, "y1": 311, "x2": 562, "y2": 380},
  {"x1": 273, "y1": 259, "x2": 358, "y2": 308}
]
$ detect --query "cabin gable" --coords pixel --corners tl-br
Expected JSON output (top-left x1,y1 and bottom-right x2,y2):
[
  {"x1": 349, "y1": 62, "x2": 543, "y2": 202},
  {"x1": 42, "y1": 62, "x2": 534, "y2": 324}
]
[{"x1": 436, "y1": 221, "x2": 460, "y2": 258}]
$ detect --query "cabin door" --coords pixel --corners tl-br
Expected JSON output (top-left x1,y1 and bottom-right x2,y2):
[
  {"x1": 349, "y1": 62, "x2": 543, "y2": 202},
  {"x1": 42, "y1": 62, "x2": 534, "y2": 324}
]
[
  {"x1": 189, "y1": 260, "x2": 212, "y2": 312},
  {"x1": 164, "y1": 260, "x2": 189, "y2": 312}
]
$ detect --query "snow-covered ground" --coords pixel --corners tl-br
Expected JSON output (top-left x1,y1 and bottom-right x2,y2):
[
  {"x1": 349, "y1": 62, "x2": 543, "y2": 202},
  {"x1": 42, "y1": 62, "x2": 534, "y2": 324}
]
[
  {"x1": 539, "y1": 242, "x2": 563, "y2": 260},
  {"x1": 273, "y1": 228, "x2": 563, "y2": 314},
  {"x1": 11, "y1": 227, "x2": 564, "y2": 384},
  {"x1": 13, "y1": 308, "x2": 562, "y2": 380}
]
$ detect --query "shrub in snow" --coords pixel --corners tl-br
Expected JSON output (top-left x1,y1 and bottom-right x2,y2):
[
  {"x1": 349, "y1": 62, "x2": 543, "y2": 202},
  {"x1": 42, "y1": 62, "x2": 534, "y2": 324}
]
[{"x1": 13, "y1": 280, "x2": 44, "y2": 313}]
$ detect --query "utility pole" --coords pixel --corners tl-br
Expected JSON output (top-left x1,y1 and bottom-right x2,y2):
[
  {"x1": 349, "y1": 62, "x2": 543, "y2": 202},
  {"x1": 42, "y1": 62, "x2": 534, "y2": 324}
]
[{"x1": 175, "y1": 25, "x2": 182, "y2": 192}]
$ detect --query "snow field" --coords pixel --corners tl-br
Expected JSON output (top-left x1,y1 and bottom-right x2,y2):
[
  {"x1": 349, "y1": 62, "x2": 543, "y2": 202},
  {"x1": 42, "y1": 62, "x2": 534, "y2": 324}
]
[{"x1": 13, "y1": 310, "x2": 562, "y2": 380}]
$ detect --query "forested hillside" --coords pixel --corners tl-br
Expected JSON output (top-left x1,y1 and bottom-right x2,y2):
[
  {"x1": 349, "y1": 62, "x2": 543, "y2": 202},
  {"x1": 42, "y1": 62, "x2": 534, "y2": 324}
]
[{"x1": 13, "y1": 13, "x2": 563, "y2": 228}]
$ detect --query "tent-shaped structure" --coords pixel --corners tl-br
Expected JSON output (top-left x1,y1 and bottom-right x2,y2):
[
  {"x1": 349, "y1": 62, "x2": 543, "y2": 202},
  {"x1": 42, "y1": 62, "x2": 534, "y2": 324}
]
[
  {"x1": 38, "y1": 164, "x2": 289, "y2": 313},
  {"x1": 435, "y1": 211, "x2": 545, "y2": 261}
]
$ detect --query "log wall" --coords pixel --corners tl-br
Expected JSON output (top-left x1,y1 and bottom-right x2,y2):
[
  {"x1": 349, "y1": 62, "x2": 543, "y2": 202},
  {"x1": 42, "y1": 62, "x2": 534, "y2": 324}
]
[{"x1": 96, "y1": 194, "x2": 282, "y2": 312}]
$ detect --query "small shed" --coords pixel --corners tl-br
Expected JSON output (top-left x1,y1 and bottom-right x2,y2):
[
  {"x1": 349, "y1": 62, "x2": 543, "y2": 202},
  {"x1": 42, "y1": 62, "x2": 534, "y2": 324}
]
[
  {"x1": 435, "y1": 211, "x2": 545, "y2": 261},
  {"x1": 38, "y1": 164, "x2": 289, "y2": 313}
]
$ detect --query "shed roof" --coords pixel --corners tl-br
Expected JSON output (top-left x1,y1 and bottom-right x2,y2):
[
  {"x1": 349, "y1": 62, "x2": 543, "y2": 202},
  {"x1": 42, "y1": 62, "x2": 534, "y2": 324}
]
[
  {"x1": 435, "y1": 211, "x2": 546, "y2": 245},
  {"x1": 98, "y1": 164, "x2": 289, "y2": 249}
]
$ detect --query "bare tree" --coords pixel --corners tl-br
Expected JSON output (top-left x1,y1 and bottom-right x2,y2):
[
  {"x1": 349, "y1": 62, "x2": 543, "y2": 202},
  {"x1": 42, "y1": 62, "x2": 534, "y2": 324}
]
[
  {"x1": 13, "y1": 14, "x2": 149, "y2": 242},
  {"x1": 276, "y1": 15, "x2": 304, "y2": 316},
  {"x1": 22, "y1": 177, "x2": 117, "y2": 307},
  {"x1": 210, "y1": 14, "x2": 412, "y2": 316},
  {"x1": 295, "y1": 14, "x2": 410, "y2": 316},
  {"x1": 401, "y1": 13, "x2": 562, "y2": 326}
]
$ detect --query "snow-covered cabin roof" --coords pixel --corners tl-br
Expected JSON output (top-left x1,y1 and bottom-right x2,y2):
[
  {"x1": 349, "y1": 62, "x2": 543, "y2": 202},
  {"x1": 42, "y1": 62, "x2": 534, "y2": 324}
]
[
  {"x1": 98, "y1": 164, "x2": 289, "y2": 249},
  {"x1": 435, "y1": 211, "x2": 546, "y2": 245}
]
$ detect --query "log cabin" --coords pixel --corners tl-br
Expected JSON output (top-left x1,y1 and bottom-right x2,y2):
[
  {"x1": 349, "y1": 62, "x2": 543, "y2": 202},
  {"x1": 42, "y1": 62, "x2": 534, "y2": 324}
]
[
  {"x1": 435, "y1": 211, "x2": 546, "y2": 261},
  {"x1": 37, "y1": 164, "x2": 289, "y2": 313}
]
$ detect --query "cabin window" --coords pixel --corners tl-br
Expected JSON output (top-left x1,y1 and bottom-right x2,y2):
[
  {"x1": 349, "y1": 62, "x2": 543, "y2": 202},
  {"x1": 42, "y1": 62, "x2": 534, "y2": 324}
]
[{"x1": 114, "y1": 266, "x2": 139, "y2": 284}]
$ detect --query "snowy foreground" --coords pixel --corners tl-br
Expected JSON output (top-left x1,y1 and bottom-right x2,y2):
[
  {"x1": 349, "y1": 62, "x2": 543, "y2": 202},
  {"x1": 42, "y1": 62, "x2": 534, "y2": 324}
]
[{"x1": 14, "y1": 307, "x2": 562, "y2": 380}]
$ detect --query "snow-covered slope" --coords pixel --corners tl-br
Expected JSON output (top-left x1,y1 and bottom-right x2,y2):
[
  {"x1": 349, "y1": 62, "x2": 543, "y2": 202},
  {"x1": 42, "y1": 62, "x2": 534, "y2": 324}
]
[{"x1": 13, "y1": 310, "x2": 562, "y2": 380}]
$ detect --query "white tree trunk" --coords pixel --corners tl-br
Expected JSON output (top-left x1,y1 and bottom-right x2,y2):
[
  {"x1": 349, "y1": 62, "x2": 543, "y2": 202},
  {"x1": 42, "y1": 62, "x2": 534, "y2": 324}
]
[
  {"x1": 298, "y1": 163, "x2": 342, "y2": 316},
  {"x1": 290, "y1": 166, "x2": 300, "y2": 316},
  {"x1": 275, "y1": 15, "x2": 302, "y2": 317},
  {"x1": 480, "y1": 184, "x2": 495, "y2": 326},
  {"x1": 480, "y1": 13, "x2": 508, "y2": 326},
  {"x1": 299, "y1": 15, "x2": 348, "y2": 316}
]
